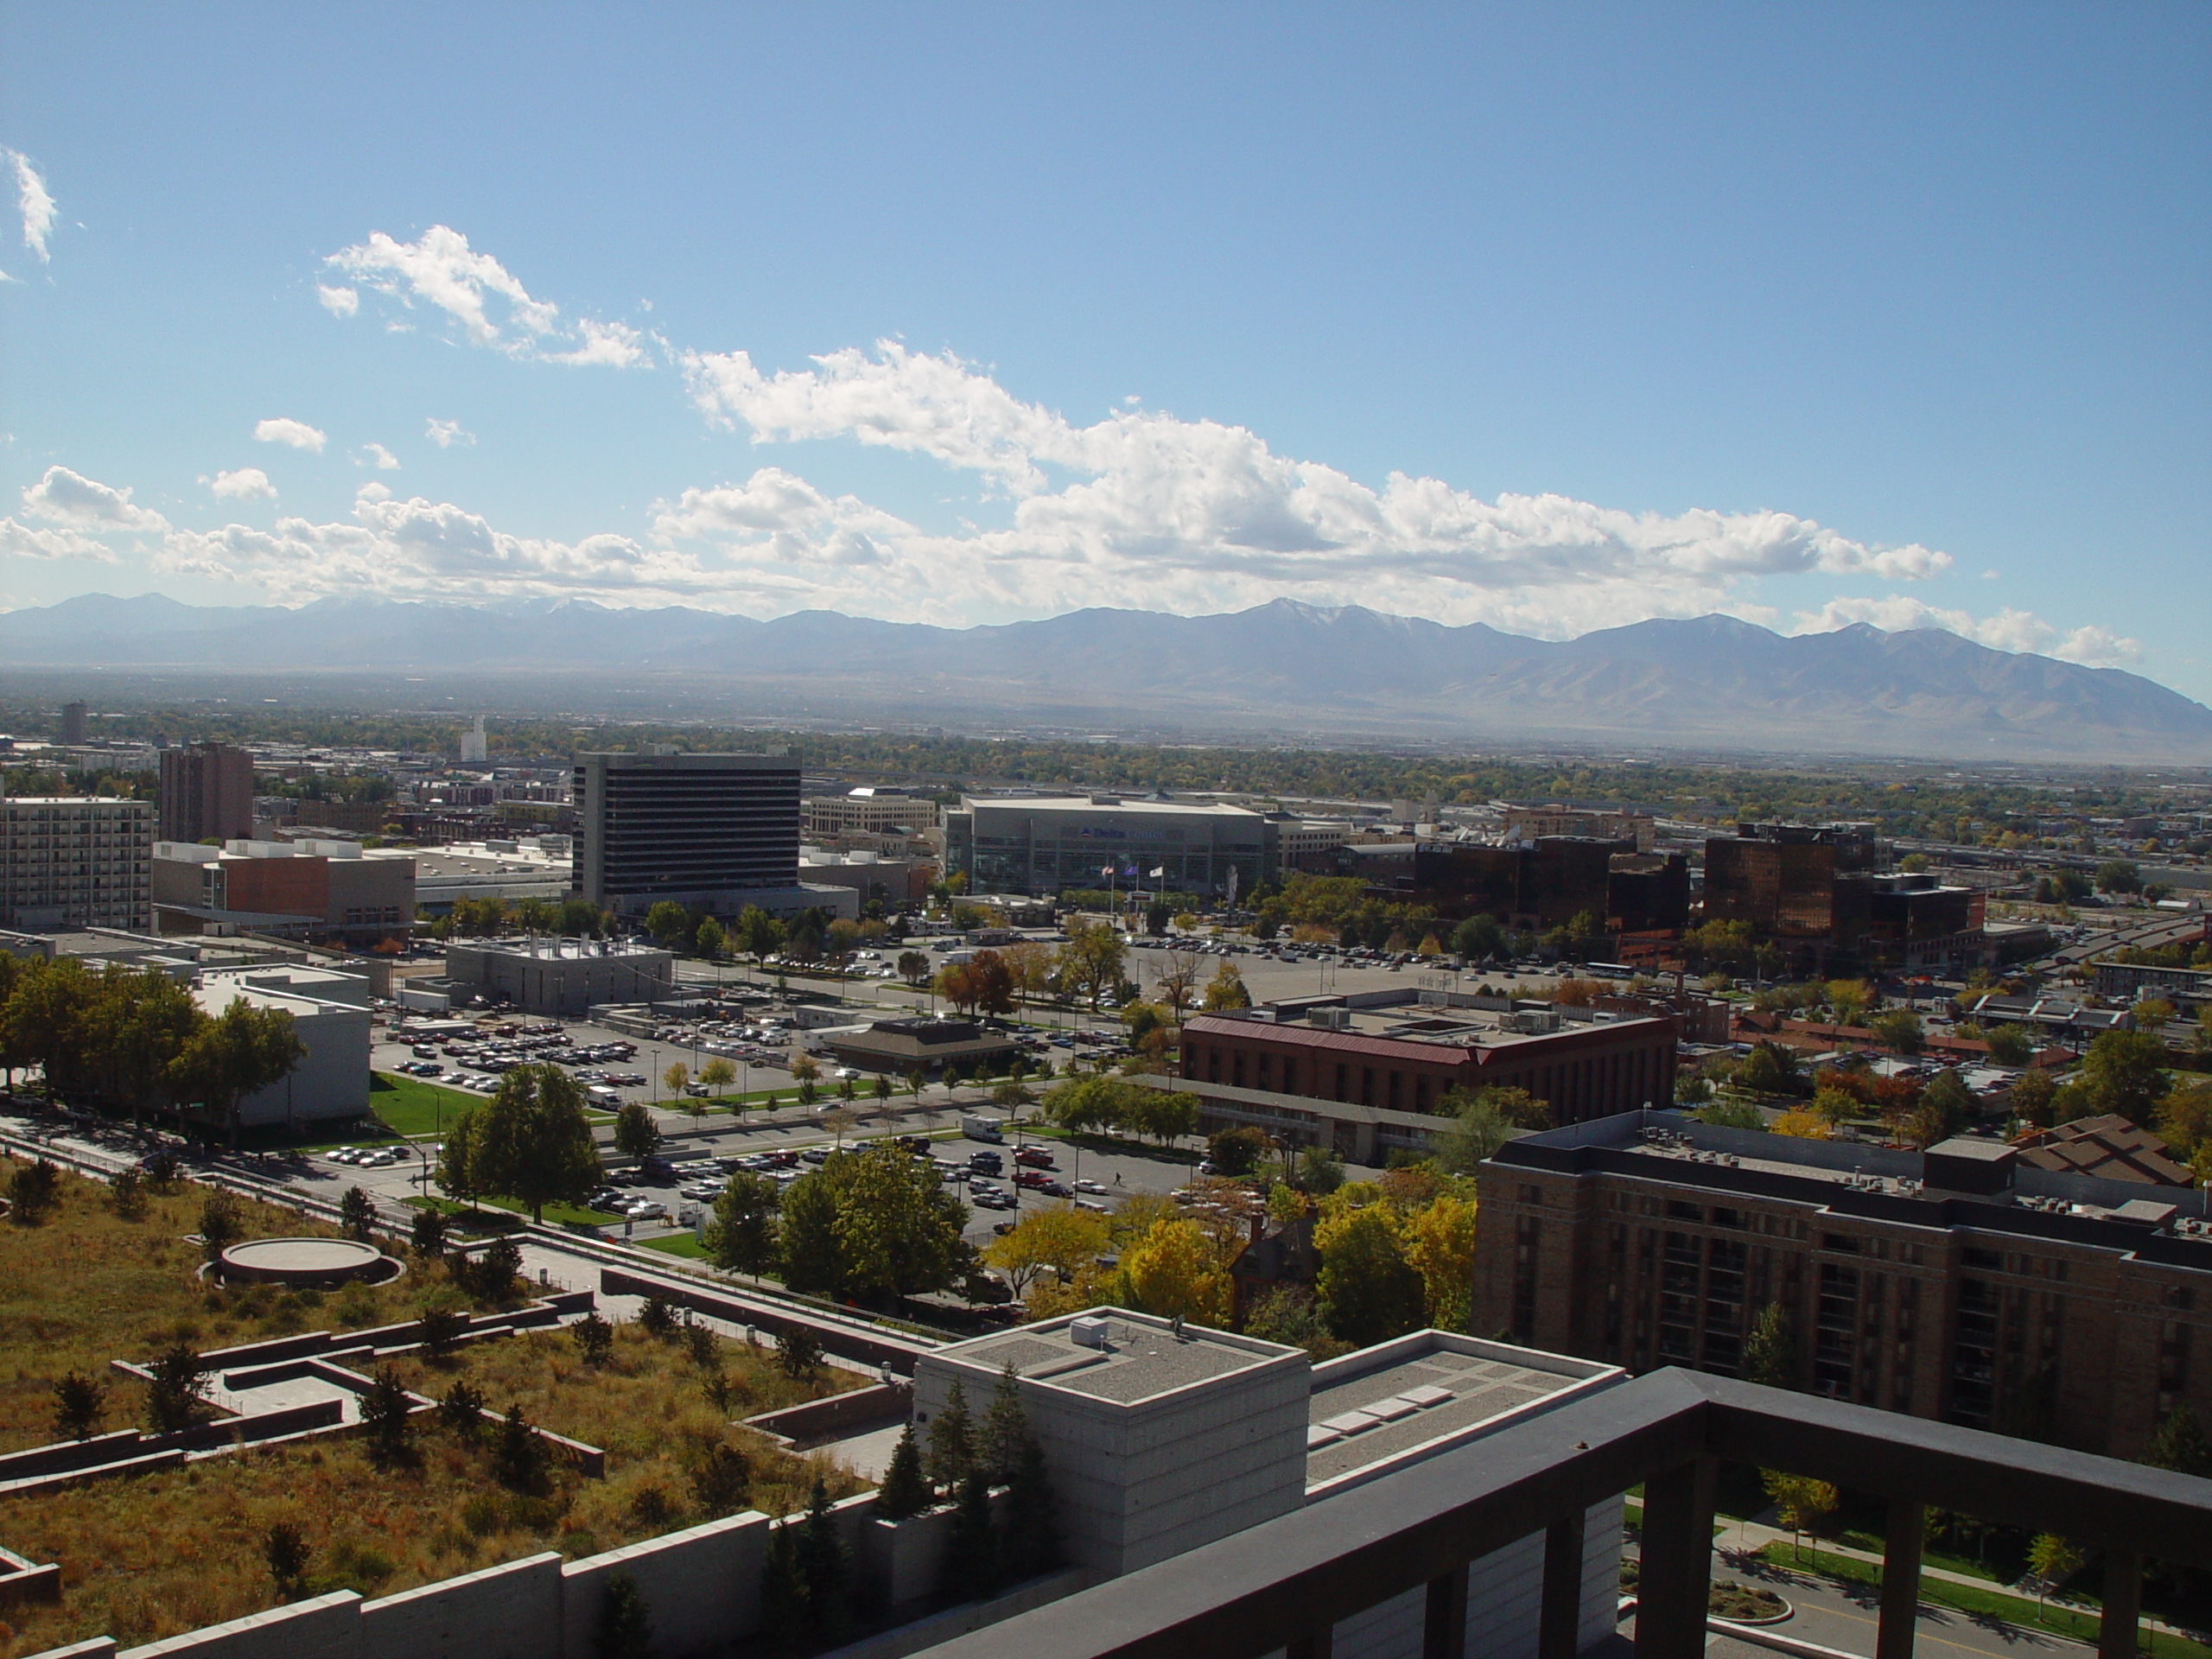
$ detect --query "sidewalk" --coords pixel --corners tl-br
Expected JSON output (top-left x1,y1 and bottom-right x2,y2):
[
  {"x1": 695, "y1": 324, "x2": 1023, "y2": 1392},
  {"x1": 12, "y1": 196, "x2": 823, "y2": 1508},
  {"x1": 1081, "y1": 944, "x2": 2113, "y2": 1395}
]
[{"x1": 1716, "y1": 1516, "x2": 2209, "y2": 1647}]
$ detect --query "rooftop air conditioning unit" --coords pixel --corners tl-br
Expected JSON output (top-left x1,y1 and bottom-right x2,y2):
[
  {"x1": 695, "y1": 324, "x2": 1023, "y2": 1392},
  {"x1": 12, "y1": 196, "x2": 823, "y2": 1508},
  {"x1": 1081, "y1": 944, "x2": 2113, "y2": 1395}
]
[{"x1": 1070, "y1": 1316, "x2": 1109, "y2": 1350}]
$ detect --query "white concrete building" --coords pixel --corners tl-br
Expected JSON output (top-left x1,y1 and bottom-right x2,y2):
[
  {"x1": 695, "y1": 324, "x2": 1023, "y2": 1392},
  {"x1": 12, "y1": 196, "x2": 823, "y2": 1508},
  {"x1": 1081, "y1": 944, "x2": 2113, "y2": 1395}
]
[
  {"x1": 193, "y1": 963, "x2": 373, "y2": 1129},
  {"x1": 910, "y1": 1313, "x2": 1627, "y2": 1659}
]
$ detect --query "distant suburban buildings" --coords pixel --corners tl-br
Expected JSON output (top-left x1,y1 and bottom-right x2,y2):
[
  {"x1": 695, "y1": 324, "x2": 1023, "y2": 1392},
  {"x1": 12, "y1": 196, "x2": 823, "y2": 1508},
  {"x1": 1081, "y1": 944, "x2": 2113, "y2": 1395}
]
[
  {"x1": 151, "y1": 838, "x2": 414, "y2": 946},
  {"x1": 0, "y1": 796, "x2": 154, "y2": 931},
  {"x1": 1174, "y1": 999, "x2": 1677, "y2": 1163},
  {"x1": 1474, "y1": 1109, "x2": 2212, "y2": 1459},
  {"x1": 1500, "y1": 803, "x2": 1656, "y2": 853},
  {"x1": 944, "y1": 793, "x2": 1271, "y2": 899},
  {"x1": 157, "y1": 740, "x2": 254, "y2": 844},
  {"x1": 573, "y1": 750, "x2": 808, "y2": 918}
]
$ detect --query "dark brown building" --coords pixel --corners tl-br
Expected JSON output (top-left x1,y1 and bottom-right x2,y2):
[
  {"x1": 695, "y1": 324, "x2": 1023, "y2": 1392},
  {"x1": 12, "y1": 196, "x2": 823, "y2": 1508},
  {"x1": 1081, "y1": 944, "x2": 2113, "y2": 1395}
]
[
  {"x1": 1471, "y1": 1112, "x2": 2212, "y2": 1459},
  {"x1": 1700, "y1": 822, "x2": 1878, "y2": 940},
  {"x1": 157, "y1": 741, "x2": 253, "y2": 844},
  {"x1": 1179, "y1": 1007, "x2": 1677, "y2": 1145}
]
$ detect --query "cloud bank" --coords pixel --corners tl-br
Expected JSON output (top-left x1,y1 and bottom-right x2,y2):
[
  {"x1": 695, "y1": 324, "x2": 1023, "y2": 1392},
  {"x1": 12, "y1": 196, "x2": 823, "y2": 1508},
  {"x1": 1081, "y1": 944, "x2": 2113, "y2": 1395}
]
[{"x1": 12, "y1": 222, "x2": 2140, "y2": 677}]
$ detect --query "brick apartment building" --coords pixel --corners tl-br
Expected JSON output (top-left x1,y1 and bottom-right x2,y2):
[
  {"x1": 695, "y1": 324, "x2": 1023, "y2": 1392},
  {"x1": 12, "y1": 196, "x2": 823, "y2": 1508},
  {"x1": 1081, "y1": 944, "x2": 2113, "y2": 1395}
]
[
  {"x1": 1472, "y1": 1111, "x2": 2212, "y2": 1459},
  {"x1": 1171, "y1": 1006, "x2": 1677, "y2": 1162},
  {"x1": 156, "y1": 741, "x2": 253, "y2": 844}
]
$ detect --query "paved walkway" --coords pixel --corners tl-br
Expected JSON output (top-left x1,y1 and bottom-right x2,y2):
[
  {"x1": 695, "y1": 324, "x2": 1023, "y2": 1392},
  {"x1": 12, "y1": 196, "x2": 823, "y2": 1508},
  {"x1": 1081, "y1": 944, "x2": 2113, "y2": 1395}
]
[{"x1": 1713, "y1": 1516, "x2": 2209, "y2": 1648}]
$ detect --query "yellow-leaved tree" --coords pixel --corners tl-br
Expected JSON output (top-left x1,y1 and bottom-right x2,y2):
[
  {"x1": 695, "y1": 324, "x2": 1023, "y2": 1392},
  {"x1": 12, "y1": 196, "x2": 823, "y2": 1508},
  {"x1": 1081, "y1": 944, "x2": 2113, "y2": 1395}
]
[
  {"x1": 1402, "y1": 1192, "x2": 1478, "y2": 1331},
  {"x1": 1112, "y1": 1217, "x2": 1232, "y2": 1328}
]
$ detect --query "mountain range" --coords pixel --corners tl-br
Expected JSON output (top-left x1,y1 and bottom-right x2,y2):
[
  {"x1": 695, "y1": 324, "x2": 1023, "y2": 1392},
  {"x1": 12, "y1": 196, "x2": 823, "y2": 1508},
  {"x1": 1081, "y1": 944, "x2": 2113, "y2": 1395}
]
[{"x1": 4, "y1": 593, "x2": 2209, "y2": 763}]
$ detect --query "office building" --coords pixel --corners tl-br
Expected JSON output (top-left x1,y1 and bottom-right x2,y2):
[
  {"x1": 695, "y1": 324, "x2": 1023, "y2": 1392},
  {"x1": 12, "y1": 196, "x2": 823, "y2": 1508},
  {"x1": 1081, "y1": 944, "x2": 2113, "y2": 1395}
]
[
  {"x1": 460, "y1": 715, "x2": 488, "y2": 765},
  {"x1": 0, "y1": 797, "x2": 154, "y2": 931},
  {"x1": 1173, "y1": 1002, "x2": 1677, "y2": 1162},
  {"x1": 157, "y1": 741, "x2": 254, "y2": 844},
  {"x1": 151, "y1": 839, "x2": 414, "y2": 945},
  {"x1": 1702, "y1": 823, "x2": 1984, "y2": 972},
  {"x1": 1501, "y1": 804, "x2": 1656, "y2": 854},
  {"x1": 944, "y1": 793, "x2": 1271, "y2": 899},
  {"x1": 1471, "y1": 1109, "x2": 2212, "y2": 1460},
  {"x1": 437, "y1": 937, "x2": 675, "y2": 1016},
  {"x1": 802, "y1": 786, "x2": 938, "y2": 839},
  {"x1": 59, "y1": 701, "x2": 86, "y2": 746},
  {"x1": 573, "y1": 750, "x2": 804, "y2": 918}
]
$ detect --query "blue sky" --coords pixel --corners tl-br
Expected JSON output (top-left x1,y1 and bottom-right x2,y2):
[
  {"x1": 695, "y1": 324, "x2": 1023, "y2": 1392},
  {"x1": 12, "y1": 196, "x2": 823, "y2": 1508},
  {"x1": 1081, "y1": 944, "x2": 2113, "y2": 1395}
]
[{"x1": 3, "y1": 3, "x2": 2208, "y2": 696}]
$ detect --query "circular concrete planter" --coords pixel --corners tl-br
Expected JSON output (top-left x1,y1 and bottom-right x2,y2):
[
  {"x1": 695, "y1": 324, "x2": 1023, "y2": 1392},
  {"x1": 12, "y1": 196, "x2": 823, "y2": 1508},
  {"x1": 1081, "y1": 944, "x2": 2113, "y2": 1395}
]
[{"x1": 217, "y1": 1236, "x2": 403, "y2": 1287}]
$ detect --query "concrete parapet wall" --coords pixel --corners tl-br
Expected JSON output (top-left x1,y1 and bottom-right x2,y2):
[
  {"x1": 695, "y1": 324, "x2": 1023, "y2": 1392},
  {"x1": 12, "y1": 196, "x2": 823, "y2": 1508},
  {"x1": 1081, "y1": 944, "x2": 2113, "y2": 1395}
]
[
  {"x1": 745, "y1": 1381, "x2": 911, "y2": 1446},
  {"x1": 596, "y1": 1267, "x2": 931, "y2": 1373},
  {"x1": 118, "y1": 1591, "x2": 364, "y2": 1659},
  {"x1": 559, "y1": 1512, "x2": 769, "y2": 1658},
  {"x1": 356, "y1": 1552, "x2": 562, "y2": 1659},
  {"x1": 818, "y1": 1566, "x2": 1087, "y2": 1659}
]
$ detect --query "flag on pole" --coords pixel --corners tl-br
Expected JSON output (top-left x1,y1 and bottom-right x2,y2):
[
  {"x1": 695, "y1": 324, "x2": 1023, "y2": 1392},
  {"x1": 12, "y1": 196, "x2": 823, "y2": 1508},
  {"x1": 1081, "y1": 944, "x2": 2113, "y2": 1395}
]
[
  {"x1": 1149, "y1": 866, "x2": 1166, "y2": 879},
  {"x1": 1101, "y1": 865, "x2": 1115, "y2": 880}
]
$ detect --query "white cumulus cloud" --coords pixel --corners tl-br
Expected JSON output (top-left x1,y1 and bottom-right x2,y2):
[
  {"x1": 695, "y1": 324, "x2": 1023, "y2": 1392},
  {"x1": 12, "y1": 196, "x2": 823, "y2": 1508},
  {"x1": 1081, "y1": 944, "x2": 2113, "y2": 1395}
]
[
  {"x1": 253, "y1": 417, "x2": 326, "y2": 452},
  {"x1": 323, "y1": 225, "x2": 649, "y2": 367},
  {"x1": 1790, "y1": 595, "x2": 2145, "y2": 669},
  {"x1": 207, "y1": 467, "x2": 276, "y2": 502},
  {"x1": 19, "y1": 466, "x2": 168, "y2": 533},
  {"x1": 0, "y1": 516, "x2": 117, "y2": 562},
  {"x1": 359, "y1": 442, "x2": 400, "y2": 471},
  {"x1": 425, "y1": 418, "x2": 474, "y2": 449}
]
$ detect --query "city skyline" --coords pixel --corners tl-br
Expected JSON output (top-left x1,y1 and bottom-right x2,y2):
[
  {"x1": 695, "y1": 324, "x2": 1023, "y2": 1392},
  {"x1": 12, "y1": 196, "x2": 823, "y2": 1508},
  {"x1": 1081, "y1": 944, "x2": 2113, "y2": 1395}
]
[{"x1": 2, "y1": 5, "x2": 2207, "y2": 699}]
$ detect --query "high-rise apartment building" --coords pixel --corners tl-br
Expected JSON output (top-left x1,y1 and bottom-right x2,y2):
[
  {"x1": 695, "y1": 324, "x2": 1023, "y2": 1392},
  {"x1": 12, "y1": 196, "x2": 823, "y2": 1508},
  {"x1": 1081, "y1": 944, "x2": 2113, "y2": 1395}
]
[
  {"x1": 157, "y1": 741, "x2": 254, "y2": 844},
  {"x1": 0, "y1": 796, "x2": 155, "y2": 931},
  {"x1": 1472, "y1": 1109, "x2": 2212, "y2": 1460},
  {"x1": 459, "y1": 715, "x2": 488, "y2": 764},
  {"x1": 59, "y1": 701, "x2": 86, "y2": 746},
  {"x1": 572, "y1": 749, "x2": 802, "y2": 917}
]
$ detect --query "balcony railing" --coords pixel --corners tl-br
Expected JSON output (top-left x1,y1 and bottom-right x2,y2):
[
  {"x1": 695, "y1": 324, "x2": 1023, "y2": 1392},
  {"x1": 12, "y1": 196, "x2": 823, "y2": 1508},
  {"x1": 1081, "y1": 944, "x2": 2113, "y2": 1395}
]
[{"x1": 923, "y1": 1368, "x2": 2212, "y2": 1659}]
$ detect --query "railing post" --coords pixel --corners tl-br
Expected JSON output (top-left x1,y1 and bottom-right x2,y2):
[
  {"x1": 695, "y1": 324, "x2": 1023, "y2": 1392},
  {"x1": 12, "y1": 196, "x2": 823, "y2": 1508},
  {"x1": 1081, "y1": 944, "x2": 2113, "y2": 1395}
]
[
  {"x1": 1423, "y1": 1564, "x2": 1470, "y2": 1659},
  {"x1": 2099, "y1": 1551, "x2": 2142, "y2": 1659},
  {"x1": 1636, "y1": 1457, "x2": 1717, "y2": 1659},
  {"x1": 1541, "y1": 1509, "x2": 1589, "y2": 1659},
  {"x1": 1876, "y1": 1499, "x2": 1924, "y2": 1659}
]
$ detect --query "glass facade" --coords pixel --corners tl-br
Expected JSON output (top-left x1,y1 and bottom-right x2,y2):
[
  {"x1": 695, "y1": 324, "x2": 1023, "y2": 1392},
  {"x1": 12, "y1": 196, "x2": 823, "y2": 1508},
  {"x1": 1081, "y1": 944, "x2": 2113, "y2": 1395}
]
[{"x1": 945, "y1": 798, "x2": 1272, "y2": 899}]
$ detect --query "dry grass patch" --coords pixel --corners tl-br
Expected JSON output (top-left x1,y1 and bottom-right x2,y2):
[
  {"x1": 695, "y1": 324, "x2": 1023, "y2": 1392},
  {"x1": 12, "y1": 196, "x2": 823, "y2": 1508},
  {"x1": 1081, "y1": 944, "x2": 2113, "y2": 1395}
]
[{"x1": 0, "y1": 1158, "x2": 437, "y2": 1452}]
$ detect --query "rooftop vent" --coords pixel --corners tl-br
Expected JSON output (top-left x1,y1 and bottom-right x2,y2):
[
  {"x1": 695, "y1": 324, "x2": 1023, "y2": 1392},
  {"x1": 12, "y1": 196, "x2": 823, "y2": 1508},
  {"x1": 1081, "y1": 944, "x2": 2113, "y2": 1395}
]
[{"x1": 1070, "y1": 1316, "x2": 1110, "y2": 1350}]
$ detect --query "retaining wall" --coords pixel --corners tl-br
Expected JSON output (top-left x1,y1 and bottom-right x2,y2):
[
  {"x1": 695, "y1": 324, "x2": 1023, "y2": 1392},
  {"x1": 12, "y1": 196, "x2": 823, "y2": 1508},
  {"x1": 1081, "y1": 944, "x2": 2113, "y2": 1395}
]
[
  {"x1": 745, "y1": 1380, "x2": 912, "y2": 1445},
  {"x1": 598, "y1": 1267, "x2": 931, "y2": 1373}
]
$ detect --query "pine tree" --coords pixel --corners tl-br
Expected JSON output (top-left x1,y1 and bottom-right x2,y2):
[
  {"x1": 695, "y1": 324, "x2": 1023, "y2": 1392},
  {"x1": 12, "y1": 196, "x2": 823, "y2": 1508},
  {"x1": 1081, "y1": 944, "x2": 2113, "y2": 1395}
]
[
  {"x1": 759, "y1": 1521, "x2": 808, "y2": 1646},
  {"x1": 793, "y1": 1477, "x2": 852, "y2": 1642},
  {"x1": 939, "y1": 1466, "x2": 999, "y2": 1604},
  {"x1": 876, "y1": 1421, "x2": 931, "y2": 1520},
  {"x1": 595, "y1": 1567, "x2": 652, "y2": 1659},
  {"x1": 926, "y1": 1377, "x2": 975, "y2": 1492},
  {"x1": 999, "y1": 1433, "x2": 1061, "y2": 1582},
  {"x1": 980, "y1": 1363, "x2": 1029, "y2": 1481},
  {"x1": 1741, "y1": 1302, "x2": 1797, "y2": 1390}
]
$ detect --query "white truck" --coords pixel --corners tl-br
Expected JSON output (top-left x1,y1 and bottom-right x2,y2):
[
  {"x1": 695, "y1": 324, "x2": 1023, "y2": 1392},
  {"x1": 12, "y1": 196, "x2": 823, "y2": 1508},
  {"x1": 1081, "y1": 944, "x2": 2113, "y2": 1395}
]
[{"x1": 959, "y1": 1114, "x2": 1003, "y2": 1143}]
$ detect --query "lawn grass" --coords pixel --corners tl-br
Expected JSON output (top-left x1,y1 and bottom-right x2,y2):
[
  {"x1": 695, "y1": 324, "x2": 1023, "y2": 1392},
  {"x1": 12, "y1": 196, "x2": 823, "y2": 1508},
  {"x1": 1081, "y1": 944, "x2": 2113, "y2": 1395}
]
[
  {"x1": 0, "y1": 1323, "x2": 869, "y2": 1656},
  {"x1": 1757, "y1": 1543, "x2": 2212, "y2": 1659},
  {"x1": 642, "y1": 1232, "x2": 709, "y2": 1259},
  {"x1": 0, "y1": 1159, "x2": 431, "y2": 1454},
  {"x1": 367, "y1": 1071, "x2": 479, "y2": 1139}
]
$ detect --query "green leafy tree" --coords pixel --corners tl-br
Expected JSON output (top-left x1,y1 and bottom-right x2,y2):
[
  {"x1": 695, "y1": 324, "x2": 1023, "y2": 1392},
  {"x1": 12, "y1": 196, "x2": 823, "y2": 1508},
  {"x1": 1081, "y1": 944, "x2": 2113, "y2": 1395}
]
[
  {"x1": 777, "y1": 1326, "x2": 823, "y2": 1379},
  {"x1": 2009, "y1": 1068, "x2": 2061, "y2": 1129},
  {"x1": 466, "y1": 1064, "x2": 603, "y2": 1223},
  {"x1": 167, "y1": 995, "x2": 306, "y2": 1147},
  {"x1": 7, "y1": 1157, "x2": 60, "y2": 1224},
  {"x1": 410, "y1": 1205, "x2": 449, "y2": 1260},
  {"x1": 1293, "y1": 1145, "x2": 1345, "y2": 1196},
  {"x1": 2079, "y1": 1029, "x2": 2169, "y2": 1124},
  {"x1": 1206, "y1": 1124, "x2": 1269, "y2": 1176},
  {"x1": 1243, "y1": 1285, "x2": 1351, "y2": 1360},
  {"x1": 706, "y1": 1171, "x2": 782, "y2": 1280},
  {"x1": 143, "y1": 1344, "x2": 209, "y2": 1433},
  {"x1": 435, "y1": 1109, "x2": 483, "y2": 1211},
  {"x1": 692, "y1": 918, "x2": 725, "y2": 961},
  {"x1": 340, "y1": 1185, "x2": 376, "y2": 1242},
  {"x1": 778, "y1": 1145, "x2": 970, "y2": 1301},
  {"x1": 1741, "y1": 1302, "x2": 1796, "y2": 1390},
  {"x1": 1867, "y1": 1009, "x2": 1925, "y2": 1057},
  {"x1": 1314, "y1": 1206, "x2": 1426, "y2": 1348},
  {"x1": 1984, "y1": 1024, "x2": 2036, "y2": 1066},
  {"x1": 2142, "y1": 1405, "x2": 2212, "y2": 1478},
  {"x1": 642, "y1": 900, "x2": 693, "y2": 951},
  {"x1": 2094, "y1": 860, "x2": 2143, "y2": 895},
  {"x1": 2027, "y1": 1534, "x2": 2087, "y2": 1617},
  {"x1": 613, "y1": 1100, "x2": 662, "y2": 1161},
  {"x1": 1909, "y1": 1070, "x2": 1974, "y2": 1148},
  {"x1": 1761, "y1": 1470, "x2": 1839, "y2": 1559},
  {"x1": 1451, "y1": 913, "x2": 1506, "y2": 960},
  {"x1": 1200, "y1": 960, "x2": 1252, "y2": 1010}
]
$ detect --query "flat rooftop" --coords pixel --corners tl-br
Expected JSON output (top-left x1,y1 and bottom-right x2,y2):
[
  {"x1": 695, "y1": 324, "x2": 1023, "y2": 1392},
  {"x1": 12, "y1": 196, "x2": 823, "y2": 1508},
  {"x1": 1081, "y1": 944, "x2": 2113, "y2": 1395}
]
[
  {"x1": 1304, "y1": 1333, "x2": 1621, "y2": 1493},
  {"x1": 1191, "y1": 1005, "x2": 1670, "y2": 1055},
  {"x1": 943, "y1": 1313, "x2": 1294, "y2": 1407},
  {"x1": 964, "y1": 794, "x2": 1262, "y2": 820}
]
